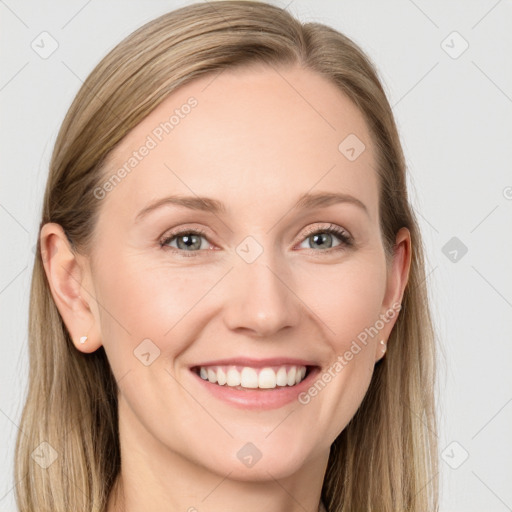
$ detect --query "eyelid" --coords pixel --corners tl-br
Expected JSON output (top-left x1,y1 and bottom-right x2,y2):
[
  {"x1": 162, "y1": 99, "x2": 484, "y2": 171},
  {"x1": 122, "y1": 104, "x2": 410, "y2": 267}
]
[
  {"x1": 299, "y1": 223, "x2": 353, "y2": 243},
  {"x1": 158, "y1": 225, "x2": 212, "y2": 249}
]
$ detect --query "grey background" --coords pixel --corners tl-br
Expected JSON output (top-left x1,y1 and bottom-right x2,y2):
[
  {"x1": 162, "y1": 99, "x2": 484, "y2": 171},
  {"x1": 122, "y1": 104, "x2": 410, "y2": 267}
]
[{"x1": 1, "y1": 0, "x2": 511, "y2": 510}]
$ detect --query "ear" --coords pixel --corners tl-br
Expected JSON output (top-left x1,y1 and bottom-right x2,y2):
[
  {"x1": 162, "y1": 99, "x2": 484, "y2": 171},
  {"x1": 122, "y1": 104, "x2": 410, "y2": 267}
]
[
  {"x1": 375, "y1": 227, "x2": 412, "y2": 362},
  {"x1": 40, "y1": 223, "x2": 101, "y2": 353}
]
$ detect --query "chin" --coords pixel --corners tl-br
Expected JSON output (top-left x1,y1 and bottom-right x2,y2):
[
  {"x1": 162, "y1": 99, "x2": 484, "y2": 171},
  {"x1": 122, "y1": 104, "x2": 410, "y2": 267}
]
[{"x1": 211, "y1": 442, "x2": 314, "y2": 482}]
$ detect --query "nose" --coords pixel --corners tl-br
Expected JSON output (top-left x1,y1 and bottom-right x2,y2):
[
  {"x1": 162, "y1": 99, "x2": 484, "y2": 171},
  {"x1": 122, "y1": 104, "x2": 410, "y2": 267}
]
[{"x1": 222, "y1": 254, "x2": 302, "y2": 338}]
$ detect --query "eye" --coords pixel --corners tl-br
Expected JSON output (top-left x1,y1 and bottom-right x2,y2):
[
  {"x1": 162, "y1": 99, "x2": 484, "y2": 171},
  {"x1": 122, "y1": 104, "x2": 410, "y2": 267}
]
[
  {"x1": 159, "y1": 224, "x2": 353, "y2": 257},
  {"x1": 159, "y1": 227, "x2": 211, "y2": 257},
  {"x1": 296, "y1": 224, "x2": 353, "y2": 254}
]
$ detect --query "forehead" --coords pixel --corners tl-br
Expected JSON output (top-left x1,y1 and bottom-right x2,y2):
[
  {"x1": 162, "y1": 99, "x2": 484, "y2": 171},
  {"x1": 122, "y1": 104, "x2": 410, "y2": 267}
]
[{"x1": 100, "y1": 63, "x2": 379, "y2": 222}]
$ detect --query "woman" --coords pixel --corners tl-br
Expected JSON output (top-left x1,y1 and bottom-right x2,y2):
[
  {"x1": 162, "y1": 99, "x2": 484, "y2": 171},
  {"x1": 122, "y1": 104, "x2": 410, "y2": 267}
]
[{"x1": 14, "y1": 1, "x2": 439, "y2": 511}]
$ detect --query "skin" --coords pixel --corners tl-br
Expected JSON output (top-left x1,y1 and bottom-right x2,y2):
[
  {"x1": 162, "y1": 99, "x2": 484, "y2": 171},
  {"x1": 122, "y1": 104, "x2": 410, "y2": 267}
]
[{"x1": 41, "y1": 63, "x2": 411, "y2": 512}]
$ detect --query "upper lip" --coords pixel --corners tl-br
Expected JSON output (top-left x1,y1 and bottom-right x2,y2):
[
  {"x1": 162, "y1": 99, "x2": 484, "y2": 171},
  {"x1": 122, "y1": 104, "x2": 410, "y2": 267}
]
[{"x1": 190, "y1": 357, "x2": 319, "y2": 369}]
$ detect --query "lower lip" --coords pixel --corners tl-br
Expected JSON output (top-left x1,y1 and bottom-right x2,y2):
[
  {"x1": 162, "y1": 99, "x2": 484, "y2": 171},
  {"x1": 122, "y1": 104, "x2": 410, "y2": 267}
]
[{"x1": 189, "y1": 367, "x2": 321, "y2": 410}]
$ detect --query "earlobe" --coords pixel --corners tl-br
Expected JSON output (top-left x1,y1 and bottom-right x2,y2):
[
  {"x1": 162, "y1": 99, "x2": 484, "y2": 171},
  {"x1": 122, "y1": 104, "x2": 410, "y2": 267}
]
[{"x1": 39, "y1": 223, "x2": 100, "y2": 353}]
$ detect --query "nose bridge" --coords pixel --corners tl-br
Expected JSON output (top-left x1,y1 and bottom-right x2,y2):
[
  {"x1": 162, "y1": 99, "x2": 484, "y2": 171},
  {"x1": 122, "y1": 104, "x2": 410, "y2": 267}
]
[{"x1": 223, "y1": 241, "x2": 301, "y2": 336}]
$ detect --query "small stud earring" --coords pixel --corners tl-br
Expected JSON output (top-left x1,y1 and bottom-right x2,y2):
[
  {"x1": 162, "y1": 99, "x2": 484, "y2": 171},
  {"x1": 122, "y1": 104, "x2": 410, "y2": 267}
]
[
  {"x1": 380, "y1": 339, "x2": 387, "y2": 353},
  {"x1": 79, "y1": 336, "x2": 88, "y2": 344}
]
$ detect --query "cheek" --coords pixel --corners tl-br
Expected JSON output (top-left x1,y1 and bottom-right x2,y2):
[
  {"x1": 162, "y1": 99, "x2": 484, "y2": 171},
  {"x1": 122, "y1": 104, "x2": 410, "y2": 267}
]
[
  {"x1": 291, "y1": 257, "x2": 386, "y2": 442},
  {"x1": 92, "y1": 249, "x2": 219, "y2": 356},
  {"x1": 295, "y1": 253, "x2": 387, "y2": 350},
  {"x1": 95, "y1": 244, "x2": 387, "y2": 354},
  {"x1": 93, "y1": 233, "x2": 387, "y2": 377}
]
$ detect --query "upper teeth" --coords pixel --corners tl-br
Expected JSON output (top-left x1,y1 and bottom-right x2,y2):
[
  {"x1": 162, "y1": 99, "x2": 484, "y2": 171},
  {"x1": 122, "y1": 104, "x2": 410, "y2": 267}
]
[{"x1": 198, "y1": 365, "x2": 307, "y2": 389}]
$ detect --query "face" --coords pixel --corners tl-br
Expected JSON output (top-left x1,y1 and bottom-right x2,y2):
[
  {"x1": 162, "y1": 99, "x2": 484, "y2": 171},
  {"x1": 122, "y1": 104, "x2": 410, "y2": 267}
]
[{"x1": 46, "y1": 63, "x2": 410, "y2": 483}]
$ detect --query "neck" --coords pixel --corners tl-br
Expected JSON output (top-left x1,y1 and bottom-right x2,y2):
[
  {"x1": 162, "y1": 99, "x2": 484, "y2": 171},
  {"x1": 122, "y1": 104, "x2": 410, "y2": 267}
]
[{"x1": 107, "y1": 476, "x2": 327, "y2": 512}]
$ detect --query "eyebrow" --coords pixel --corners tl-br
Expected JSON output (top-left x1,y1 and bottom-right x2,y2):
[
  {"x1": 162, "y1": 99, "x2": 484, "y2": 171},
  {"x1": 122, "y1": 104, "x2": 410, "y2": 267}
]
[{"x1": 134, "y1": 191, "x2": 369, "y2": 223}]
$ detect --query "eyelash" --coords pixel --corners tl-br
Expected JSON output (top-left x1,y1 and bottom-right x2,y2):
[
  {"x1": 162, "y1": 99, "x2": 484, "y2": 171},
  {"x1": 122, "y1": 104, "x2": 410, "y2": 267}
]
[{"x1": 159, "y1": 224, "x2": 353, "y2": 258}]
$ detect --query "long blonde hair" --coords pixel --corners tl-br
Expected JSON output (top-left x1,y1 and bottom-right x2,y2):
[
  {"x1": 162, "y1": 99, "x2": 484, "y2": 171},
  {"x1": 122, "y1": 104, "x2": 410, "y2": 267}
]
[{"x1": 14, "y1": 2, "x2": 439, "y2": 510}]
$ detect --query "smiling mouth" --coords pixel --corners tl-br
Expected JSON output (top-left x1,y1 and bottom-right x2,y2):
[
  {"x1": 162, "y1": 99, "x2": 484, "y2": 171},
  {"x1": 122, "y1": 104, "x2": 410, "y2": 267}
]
[{"x1": 191, "y1": 364, "x2": 313, "y2": 390}]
